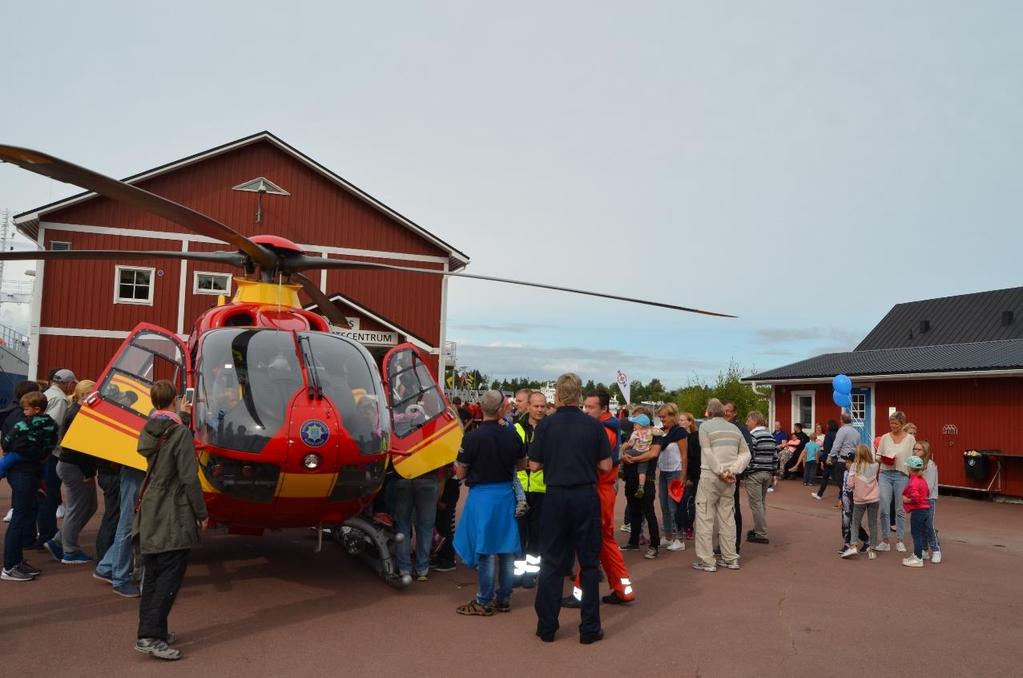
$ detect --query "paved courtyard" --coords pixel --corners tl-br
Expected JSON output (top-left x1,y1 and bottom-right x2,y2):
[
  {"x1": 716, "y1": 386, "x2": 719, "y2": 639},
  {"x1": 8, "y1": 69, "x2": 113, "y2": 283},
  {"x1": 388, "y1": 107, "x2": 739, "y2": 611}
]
[{"x1": 3, "y1": 481, "x2": 1021, "y2": 677}]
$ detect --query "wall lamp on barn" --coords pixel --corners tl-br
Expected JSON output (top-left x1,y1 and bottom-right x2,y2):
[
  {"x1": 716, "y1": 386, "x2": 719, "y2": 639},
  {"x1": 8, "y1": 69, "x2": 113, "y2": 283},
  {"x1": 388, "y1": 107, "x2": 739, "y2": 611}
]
[{"x1": 232, "y1": 177, "x2": 291, "y2": 224}]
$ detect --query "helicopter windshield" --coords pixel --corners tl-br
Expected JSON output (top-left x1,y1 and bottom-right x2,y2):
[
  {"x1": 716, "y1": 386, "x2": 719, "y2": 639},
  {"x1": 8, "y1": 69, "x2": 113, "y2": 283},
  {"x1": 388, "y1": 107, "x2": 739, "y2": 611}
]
[
  {"x1": 300, "y1": 332, "x2": 390, "y2": 456},
  {"x1": 195, "y1": 329, "x2": 304, "y2": 453}
]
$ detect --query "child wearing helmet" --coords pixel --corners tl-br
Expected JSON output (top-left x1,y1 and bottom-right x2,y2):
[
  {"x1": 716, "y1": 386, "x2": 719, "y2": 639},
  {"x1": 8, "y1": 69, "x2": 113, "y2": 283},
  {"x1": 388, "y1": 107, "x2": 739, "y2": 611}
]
[
  {"x1": 621, "y1": 408, "x2": 663, "y2": 499},
  {"x1": 901, "y1": 455, "x2": 931, "y2": 568}
]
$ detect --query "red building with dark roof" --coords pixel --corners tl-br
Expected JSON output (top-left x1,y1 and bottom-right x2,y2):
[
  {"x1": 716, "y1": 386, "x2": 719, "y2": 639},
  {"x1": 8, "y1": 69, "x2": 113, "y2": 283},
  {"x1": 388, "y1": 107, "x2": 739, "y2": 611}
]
[
  {"x1": 746, "y1": 287, "x2": 1023, "y2": 497},
  {"x1": 14, "y1": 132, "x2": 468, "y2": 382}
]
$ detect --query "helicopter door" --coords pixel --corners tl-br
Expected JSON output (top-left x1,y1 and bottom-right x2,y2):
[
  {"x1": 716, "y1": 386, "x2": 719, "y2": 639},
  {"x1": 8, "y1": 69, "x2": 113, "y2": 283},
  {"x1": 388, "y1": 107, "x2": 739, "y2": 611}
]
[
  {"x1": 382, "y1": 344, "x2": 462, "y2": 479},
  {"x1": 60, "y1": 323, "x2": 188, "y2": 471}
]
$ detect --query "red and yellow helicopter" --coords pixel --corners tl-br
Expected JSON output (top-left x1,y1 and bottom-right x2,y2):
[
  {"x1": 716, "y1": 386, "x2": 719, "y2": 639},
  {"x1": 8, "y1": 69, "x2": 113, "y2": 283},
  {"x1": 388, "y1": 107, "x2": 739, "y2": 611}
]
[{"x1": 0, "y1": 144, "x2": 733, "y2": 586}]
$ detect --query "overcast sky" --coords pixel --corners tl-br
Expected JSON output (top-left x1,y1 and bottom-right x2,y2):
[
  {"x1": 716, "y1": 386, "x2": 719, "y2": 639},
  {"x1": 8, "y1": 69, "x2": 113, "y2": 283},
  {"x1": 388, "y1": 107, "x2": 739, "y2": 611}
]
[{"x1": 2, "y1": 1, "x2": 1021, "y2": 388}]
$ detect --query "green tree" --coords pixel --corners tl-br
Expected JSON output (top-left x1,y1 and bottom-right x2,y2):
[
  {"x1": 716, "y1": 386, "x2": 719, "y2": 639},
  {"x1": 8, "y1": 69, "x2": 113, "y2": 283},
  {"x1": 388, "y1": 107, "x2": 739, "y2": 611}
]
[{"x1": 674, "y1": 362, "x2": 768, "y2": 420}]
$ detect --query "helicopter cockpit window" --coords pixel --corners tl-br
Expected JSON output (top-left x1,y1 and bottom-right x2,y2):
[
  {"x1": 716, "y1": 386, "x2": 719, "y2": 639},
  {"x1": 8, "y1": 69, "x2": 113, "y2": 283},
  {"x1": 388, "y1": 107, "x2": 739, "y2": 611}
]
[
  {"x1": 388, "y1": 349, "x2": 447, "y2": 438},
  {"x1": 195, "y1": 329, "x2": 303, "y2": 453},
  {"x1": 100, "y1": 331, "x2": 185, "y2": 418},
  {"x1": 301, "y1": 332, "x2": 390, "y2": 456}
]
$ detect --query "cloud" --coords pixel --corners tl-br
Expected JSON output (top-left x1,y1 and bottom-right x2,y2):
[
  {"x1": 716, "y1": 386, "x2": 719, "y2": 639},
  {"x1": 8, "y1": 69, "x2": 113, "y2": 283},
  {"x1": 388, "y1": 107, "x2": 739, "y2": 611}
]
[
  {"x1": 455, "y1": 343, "x2": 720, "y2": 388},
  {"x1": 449, "y1": 322, "x2": 547, "y2": 333},
  {"x1": 753, "y1": 327, "x2": 861, "y2": 350}
]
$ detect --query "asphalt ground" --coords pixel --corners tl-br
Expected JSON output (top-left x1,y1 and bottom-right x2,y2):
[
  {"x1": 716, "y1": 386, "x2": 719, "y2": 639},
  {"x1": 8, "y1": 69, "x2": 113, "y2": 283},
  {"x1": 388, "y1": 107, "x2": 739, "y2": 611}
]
[{"x1": 2, "y1": 478, "x2": 1021, "y2": 678}]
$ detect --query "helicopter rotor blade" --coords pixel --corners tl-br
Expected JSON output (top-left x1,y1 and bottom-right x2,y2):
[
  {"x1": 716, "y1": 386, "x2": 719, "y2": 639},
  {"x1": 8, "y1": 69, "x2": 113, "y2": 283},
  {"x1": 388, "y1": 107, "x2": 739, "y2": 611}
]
[
  {"x1": 0, "y1": 249, "x2": 249, "y2": 266},
  {"x1": 289, "y1": 256, "x2": 737, "y2": 318},
  {"x1": 0, "y1": 145, "x2": 276, "y2": 271},
  {"x1": 290, "y1": 272, "x2": 353, "y2": 328}
]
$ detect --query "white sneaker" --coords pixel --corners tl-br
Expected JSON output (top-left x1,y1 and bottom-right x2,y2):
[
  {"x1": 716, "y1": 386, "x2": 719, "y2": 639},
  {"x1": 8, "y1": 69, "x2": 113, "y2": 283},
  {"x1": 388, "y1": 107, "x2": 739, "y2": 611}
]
[
  {"x1": 56, "y1": 505, "x2": 66, "y2": 520},
  {"x1": 931, "y1": 550, "x2": 942, "y2": 564},
  {"x1": 2, "y1": 508, "x2": 11, "y2": 523},
  {"x1": 667, "y1": 539, "x2": 685, "y2": 552},
  {"x1": 895, "y1": 542, "x2": 907, "y2": 553},
  {"x1": 619, "y1": 524, "x2": 631, "y2": 533},
  {"x1": 874, "y1": 542, "x2": 891, "y2": 552},
  {"x1": 868, "y1": 549, "x2": 877, "y2": 560},
  {"x1": 767, "y1": 487, "x2": 774, "y2": 493},
  {"x1": 810, "y1": 492, "x2": 822, "y2": 501},
  {"x1": 659, "y1": 537, "x2": 672, "y2": 548},
  {"x1": 902, "y1": 556, "x2": 924, "y2": 568},
  {"x1": 840, "y1": 546, "x2": 858, "y2": 559}
]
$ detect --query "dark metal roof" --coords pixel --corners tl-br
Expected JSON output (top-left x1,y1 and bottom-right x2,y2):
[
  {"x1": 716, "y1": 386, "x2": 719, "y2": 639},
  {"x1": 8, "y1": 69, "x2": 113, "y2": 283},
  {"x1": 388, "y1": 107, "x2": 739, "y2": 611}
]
[
  {"x1": 856, "y1": 286, "x2": 1023, "y2": 350},
  {"x1": 748, "y1": 339, "x2": 1023, "y2": 382}
]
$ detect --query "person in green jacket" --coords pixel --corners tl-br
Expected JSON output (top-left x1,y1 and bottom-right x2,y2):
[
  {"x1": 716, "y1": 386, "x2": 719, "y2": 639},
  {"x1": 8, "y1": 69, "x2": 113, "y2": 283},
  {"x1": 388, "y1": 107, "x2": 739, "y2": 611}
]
[{"x1": 133, "y1": 380, "x2": 207, "y2": 661}]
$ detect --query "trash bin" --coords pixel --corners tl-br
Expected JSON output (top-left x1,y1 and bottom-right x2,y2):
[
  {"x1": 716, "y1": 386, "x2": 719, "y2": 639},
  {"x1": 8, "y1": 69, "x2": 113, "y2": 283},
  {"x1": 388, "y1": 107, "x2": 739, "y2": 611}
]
[{"x1": 964, "y1": 451, "x2": 988, "y2": 481}]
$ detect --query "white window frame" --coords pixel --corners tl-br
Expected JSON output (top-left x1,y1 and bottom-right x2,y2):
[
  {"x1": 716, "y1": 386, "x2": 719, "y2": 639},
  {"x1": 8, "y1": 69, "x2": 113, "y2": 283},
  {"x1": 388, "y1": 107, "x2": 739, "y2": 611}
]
[
  {"x1": 50, "y1": 241, "x2": 71, "y2": 251},
  {"x1": 193, "y1": 271, "x2": 232, "y2": 296},
  {"x1": 790, "y1": 390, "x2": 816, "y2": 434},
  {"x1": 114, "y1": 265, "x2": 156, "y2": 306}
]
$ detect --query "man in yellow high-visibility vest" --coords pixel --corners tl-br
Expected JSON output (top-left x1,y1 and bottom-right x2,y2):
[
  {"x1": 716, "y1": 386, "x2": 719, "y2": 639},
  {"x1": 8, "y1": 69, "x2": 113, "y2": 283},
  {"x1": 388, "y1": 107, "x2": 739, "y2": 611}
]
[{"x1": 512, "y1": 391, "x2": 548, "y2": 588}]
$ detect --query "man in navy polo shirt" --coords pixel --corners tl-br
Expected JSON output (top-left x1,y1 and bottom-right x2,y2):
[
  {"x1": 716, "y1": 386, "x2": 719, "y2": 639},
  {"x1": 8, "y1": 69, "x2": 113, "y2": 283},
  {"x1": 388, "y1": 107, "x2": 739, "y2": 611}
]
[{"x1": 529, "y1": 373, "x2": 612, "y2": 645}]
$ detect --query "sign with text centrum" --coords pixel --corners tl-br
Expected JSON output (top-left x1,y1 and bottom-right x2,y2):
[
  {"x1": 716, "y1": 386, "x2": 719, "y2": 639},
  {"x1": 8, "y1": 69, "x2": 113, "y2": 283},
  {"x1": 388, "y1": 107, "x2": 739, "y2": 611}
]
[{"x1": 331, "y1": 327, "x2": 399, "y2": 346}]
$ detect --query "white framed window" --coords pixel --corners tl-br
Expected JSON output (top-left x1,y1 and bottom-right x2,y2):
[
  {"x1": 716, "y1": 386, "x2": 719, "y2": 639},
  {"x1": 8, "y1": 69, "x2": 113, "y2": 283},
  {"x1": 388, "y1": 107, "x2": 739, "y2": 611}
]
[
  {"x1": 790, "y1": 390, "x2": 815, "y2": 433},
  {"x1": 114, "y1": 266, "x2": 155, "y2": 305},
  {"x1": 193, "y1": 271, "x2": 232, "y2": 296},
  {"x1": 50, "y1": 241, "x2": 71, "y2": 251}
]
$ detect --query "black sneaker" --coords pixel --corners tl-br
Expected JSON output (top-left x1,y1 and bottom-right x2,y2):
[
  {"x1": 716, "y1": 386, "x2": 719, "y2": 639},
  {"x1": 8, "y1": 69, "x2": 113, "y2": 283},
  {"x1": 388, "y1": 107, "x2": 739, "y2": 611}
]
[
  {"x1": 17, "y1": 561, "x2": 41, "y2": 577},
  {"x1": 601, "y1": 592, "x2": 630, "y2": 605},
  {"x1": 619, "y1": 543, "x2": 640, "y2": 552},
  {"x1": 561, "y1": 594, "x2": 581, "y2": 609},
  {"x1": 496, "y1": 599, "x2": 511, "y2": 613},
  {"x1": 430, "y1": 560, "x2": 456, "y2": 573},
  {"x1": 1, "y1": 567, "x2": 33, "y2": 582},
  {"x1": 580, "y1": 629, "x2": 605, "y2": 645}
]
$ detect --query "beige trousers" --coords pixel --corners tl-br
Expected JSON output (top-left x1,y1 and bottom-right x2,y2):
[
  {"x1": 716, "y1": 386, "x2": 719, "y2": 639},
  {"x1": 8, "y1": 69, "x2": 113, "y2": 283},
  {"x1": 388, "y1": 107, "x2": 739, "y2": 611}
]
[{"x1": 694, "y1": 471, "x2": 738, "y2": 565}]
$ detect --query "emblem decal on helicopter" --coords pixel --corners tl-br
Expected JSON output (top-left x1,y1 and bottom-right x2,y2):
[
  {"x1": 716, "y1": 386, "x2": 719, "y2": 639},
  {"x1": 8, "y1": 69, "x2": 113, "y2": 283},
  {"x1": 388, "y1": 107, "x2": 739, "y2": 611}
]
[{"x1": 300, "y1": 420, "x2": 330, "y2": 447}]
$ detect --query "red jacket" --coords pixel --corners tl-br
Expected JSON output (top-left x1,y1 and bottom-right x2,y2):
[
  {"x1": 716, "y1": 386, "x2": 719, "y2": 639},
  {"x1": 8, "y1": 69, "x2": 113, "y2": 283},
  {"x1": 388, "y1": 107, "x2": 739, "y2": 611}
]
[{"x1": 902, "y1": 474, "x2": 930, "y2": 512}]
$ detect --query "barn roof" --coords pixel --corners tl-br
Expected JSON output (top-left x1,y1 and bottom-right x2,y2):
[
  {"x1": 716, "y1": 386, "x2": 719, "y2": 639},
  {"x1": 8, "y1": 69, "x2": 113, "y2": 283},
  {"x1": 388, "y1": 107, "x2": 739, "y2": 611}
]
[
  {"x1": 748, "y1": 338, "x2": 1023, "y2": 383},
  {"x1": 855, "y1": 286, "x2": 1023, "y2": 350},
  {"x1": 13, "y1": 131, "x2": 470, "y2": 271},
  {"x1": 747, "y1": 286, "x2": 1023, "y2": 383}
]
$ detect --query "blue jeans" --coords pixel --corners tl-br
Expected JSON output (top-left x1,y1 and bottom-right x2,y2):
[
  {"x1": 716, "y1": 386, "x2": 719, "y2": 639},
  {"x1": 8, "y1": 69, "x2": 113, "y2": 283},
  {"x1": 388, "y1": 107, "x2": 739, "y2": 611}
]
[
  {"x1": 476, "y1": 552, "x2": 514, "y2": 605},
  {"x1": 878, "y1": 470, "x2": 908, "y2": 541},
  {"x1": 95, "y1": 467, "x2": 145, "y2": 586},
  {"x1": 926, "y1": 498, "x2": 941, "y2": 552},
  {"x1": 36, "y1": 455, "x2": 61, "y2": 544},
  {"x1": 910, "y1": 509, "x2": 927, "y2": 559},
  {"x1": 803, "y1": 460, "x2": 818, "y2": 485},
  {"x1": 657, "y1": 470, "x2": 681, "y2": 536},
  {"x1": 4, "y1": 470, "x2": 39, "y2": 570},
  {"x1": 392, "y1": 477, "x2": 439, "y2": 576}
]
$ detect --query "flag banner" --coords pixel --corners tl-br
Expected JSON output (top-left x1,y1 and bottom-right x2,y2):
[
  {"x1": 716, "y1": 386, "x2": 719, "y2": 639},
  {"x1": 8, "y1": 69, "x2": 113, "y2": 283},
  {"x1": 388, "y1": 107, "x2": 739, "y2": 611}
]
[{"x1": 616, "y1": 370, "x2": 630, "y2": 405}]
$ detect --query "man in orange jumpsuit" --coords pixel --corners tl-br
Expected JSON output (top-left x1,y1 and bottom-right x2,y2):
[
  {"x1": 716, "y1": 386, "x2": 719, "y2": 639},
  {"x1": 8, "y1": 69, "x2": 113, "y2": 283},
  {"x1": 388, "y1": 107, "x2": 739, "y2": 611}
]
[{"x1": 566, "y1": 390, "x2": 635, "y2": 606}]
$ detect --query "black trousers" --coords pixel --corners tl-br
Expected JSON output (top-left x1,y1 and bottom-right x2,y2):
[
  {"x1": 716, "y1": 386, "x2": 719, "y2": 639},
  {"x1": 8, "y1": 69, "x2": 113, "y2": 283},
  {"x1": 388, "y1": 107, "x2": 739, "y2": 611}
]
[
  {"x1": 817, "y1": 461, "x2": 844, "y2": 498},
  {"x1": 95, "y1": 468, "x2": 120, "y2": 562},
  {"x1": 138, "y1": 549, "x2": 191, "y2": 641},
  {"x1": 518, "y1": 491, "x2": 545, "y2": 557},
  {"x1": 734, "y1": 480, "x2": 742, "y2": 552},
  {"x1": 434, "y1": 479, "x2": 458, "y2": 565},
  {"x1": 625, "y1": 476, "x2": 658, "y2": 548},
  {"x1": 535, "y1": 485, "x2": 602, "y2": 639}
]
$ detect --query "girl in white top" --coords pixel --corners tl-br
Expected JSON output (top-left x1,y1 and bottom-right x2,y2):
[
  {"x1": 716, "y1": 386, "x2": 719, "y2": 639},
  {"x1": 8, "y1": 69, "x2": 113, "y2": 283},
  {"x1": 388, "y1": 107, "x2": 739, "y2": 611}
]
[
  {"x1": 874, "y1": 412, "x2": 916, "y2": 553},
  {"x1": 916, "y1": 440, "x2": 942, "y2": 563}
]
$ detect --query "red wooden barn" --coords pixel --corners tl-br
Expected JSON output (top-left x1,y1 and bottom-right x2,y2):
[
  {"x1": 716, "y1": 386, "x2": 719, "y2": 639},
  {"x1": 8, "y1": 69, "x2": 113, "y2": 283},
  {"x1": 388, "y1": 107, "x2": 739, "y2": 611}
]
[
  {"x1": 745, "y1": 287, "x2": 1023, "y2": 498},
  {"x1": 14, "y1": 131, "x2": 469, "y2": 381}
]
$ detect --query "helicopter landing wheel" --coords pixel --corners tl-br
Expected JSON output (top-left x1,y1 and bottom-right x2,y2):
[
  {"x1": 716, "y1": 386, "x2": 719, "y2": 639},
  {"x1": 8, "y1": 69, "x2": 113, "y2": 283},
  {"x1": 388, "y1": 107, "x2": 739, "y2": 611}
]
[{"x1": 340, "y1": 516, "x2": 411, "y2": 589}]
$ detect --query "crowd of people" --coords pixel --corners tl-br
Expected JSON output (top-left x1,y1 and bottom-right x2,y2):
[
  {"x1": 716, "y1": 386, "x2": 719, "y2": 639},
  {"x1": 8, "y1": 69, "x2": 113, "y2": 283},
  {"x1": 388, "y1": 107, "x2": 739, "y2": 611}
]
[
  {"x1": 0, "y1": 370, "x2": 206, "y2": 660},
  {"x1": 1, "y1": 367, "x2": 945, "y2": 654}
]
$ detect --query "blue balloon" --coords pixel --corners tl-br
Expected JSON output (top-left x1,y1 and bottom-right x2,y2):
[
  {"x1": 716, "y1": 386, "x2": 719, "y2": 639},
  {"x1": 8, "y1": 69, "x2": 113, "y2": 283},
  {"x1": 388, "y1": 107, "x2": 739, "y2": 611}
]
[
  {"x1": 833, "y1": 390, "x2": 851, "y2": 409},
  {"x1": 832, "y1": 374, "x2": 852, "y2": 395}
]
